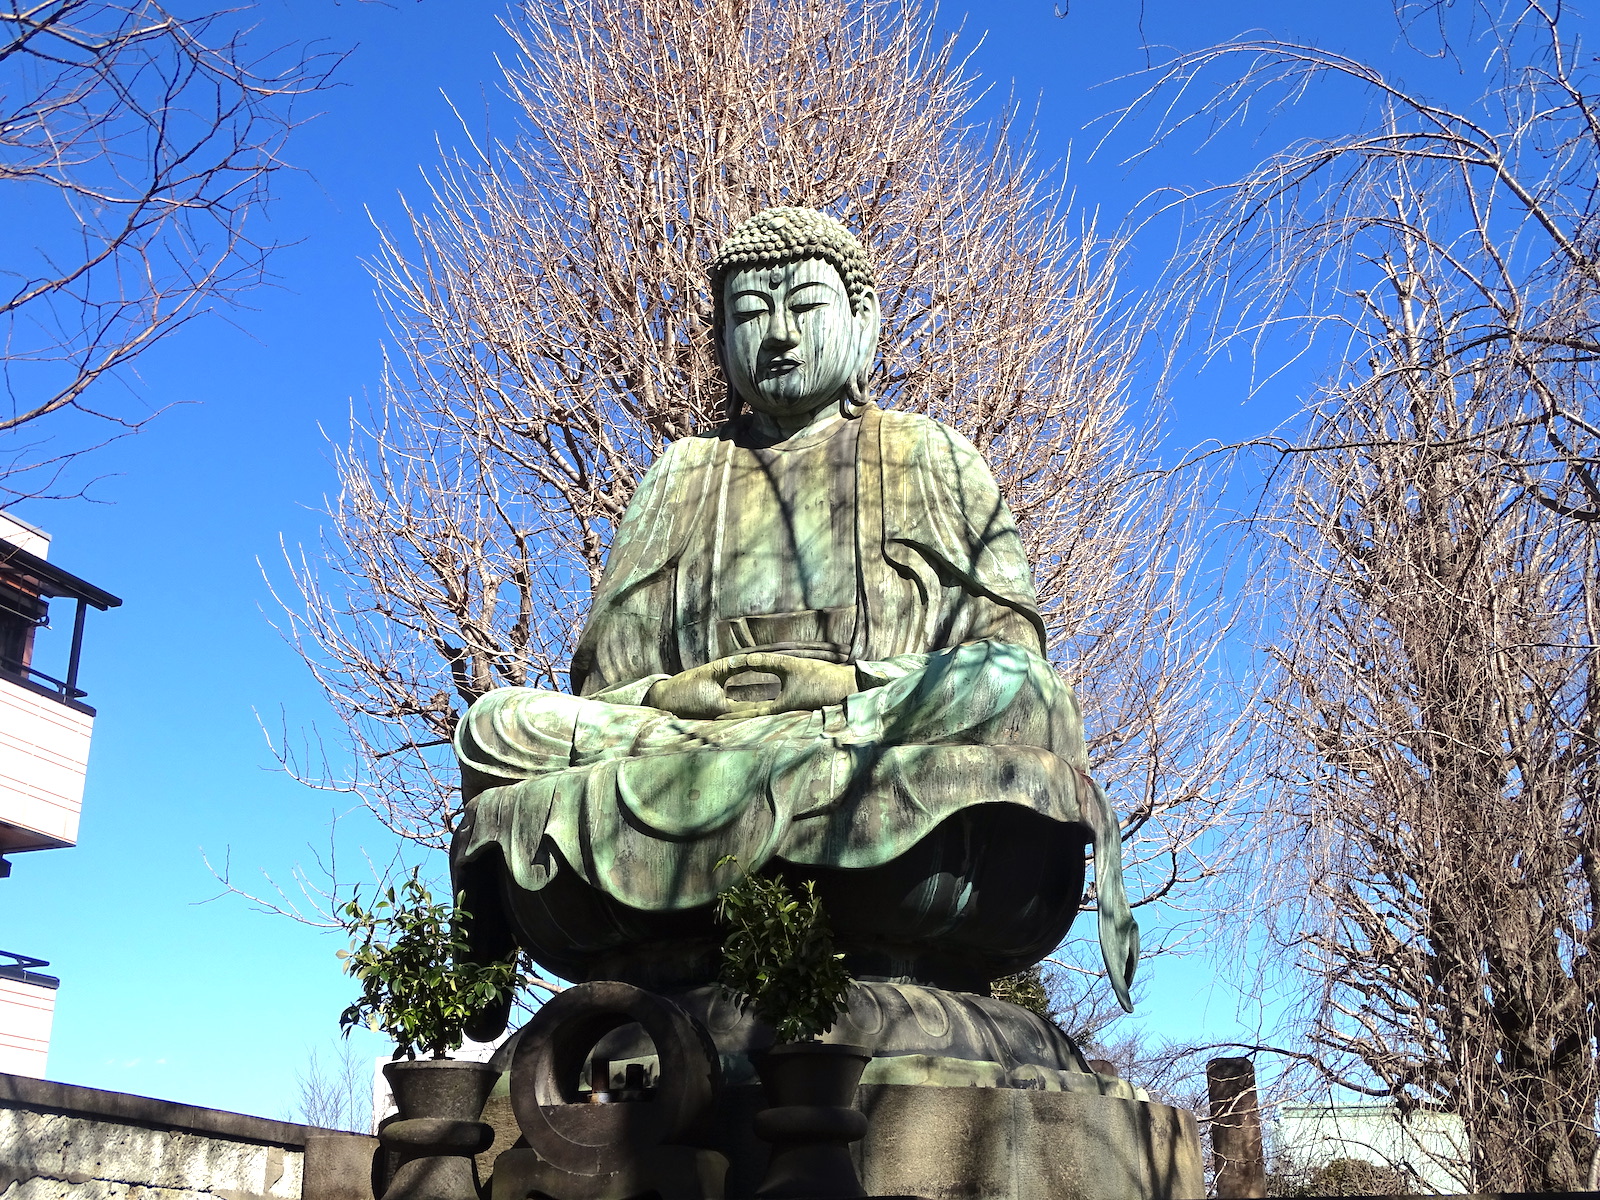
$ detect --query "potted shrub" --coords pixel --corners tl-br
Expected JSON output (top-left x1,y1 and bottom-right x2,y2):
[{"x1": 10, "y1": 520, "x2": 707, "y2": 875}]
[
  {"x1": 339, "y1": 868, "x2": 518, "y2": 1200},
  {"x1": 714, "y1": 857, "x2": 869, "y2": 1200}
]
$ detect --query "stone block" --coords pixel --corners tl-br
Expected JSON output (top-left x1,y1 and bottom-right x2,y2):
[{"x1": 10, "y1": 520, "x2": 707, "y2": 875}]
[
  {"x1": 486, "y1": 1082, "x2": 1204, "y2": 1200},
  {"x1": 852, "y1": 1086, "x2": 1204, "y2": 1200},
  {"x1": 304, "y1": 1131, "x2": 379, "y2": 1200}
]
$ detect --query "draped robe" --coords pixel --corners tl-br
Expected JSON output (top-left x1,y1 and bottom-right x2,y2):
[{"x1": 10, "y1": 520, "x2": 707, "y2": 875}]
[{"x1": 451, "y1": 404, "x2": 1138, "y2": 1009}]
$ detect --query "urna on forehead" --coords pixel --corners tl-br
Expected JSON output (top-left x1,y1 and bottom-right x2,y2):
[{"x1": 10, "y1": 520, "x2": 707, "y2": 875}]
[{"x1": 711, "y1": 206, "x2": 875, "y2": 314}]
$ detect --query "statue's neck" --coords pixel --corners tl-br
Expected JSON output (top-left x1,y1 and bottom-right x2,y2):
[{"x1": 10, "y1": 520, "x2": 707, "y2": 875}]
[{"x1": 743, "y1": 399, "x2": 840, "y2": 443}]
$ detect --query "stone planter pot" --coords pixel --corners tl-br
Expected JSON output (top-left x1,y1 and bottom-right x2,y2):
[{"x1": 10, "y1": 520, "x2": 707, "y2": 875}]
[
  {"x1": 374, "y1": 1058, "x2": 498, "y2": 1200},
  {"x1": 752, "y1": 1042, "x2": 872, "y2": 1200}
]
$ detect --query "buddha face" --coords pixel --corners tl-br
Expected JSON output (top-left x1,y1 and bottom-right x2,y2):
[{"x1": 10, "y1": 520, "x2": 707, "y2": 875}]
[{"x1": 722, "y1": 257, "x2": 878, "y2": 421}]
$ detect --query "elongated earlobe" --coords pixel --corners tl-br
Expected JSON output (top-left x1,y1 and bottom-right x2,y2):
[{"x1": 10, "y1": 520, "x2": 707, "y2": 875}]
[{"x1": 840, "y1": 291, "x2": 881, "y2": 418}]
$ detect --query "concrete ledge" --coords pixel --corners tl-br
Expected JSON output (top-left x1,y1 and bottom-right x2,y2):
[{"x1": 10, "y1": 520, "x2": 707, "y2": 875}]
[{"x1": 0, "y1": 1068, "x2": 314, "y2": 1148}]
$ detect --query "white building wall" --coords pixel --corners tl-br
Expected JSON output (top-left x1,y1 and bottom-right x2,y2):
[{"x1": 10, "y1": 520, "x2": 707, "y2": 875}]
[
  {"x1": 1272, "y1": 1102, "x2": 1471, "y2": 1193},
  {"x1": 0, "y1": 977, "x2": 56, "y2": 1077},
  {"x1": 0, "y1": 674, "x2": 92, "y2": 850},
  {"x1": 0, "y1": 513, "x2": 51, "y2": 558}
]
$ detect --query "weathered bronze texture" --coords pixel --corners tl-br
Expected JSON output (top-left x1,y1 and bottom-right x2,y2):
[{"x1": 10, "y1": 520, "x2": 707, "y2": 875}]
[
  {"x1": 450, "y1": 208, "x2": 1139, "y2": 1050},
  {"x1": 583, "y1": 980, "x2": 1094, "y2": 1088}
]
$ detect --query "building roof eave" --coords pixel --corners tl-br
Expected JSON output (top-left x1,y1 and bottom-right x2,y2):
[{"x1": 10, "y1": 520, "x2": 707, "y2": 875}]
[{"x1": 0, "y1": 541, "x2": 122, "y2": 610}]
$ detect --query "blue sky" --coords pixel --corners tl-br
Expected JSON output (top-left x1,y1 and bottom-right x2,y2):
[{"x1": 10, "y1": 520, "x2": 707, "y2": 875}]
[{"x1": 0, "y1": 0, "x2": 1544, "y2": 1120}]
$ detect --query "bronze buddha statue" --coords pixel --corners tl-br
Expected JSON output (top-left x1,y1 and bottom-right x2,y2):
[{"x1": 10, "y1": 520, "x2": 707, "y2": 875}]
[{"x1": 451, "y1": 208, "x2": 1137, "y2": 1085}]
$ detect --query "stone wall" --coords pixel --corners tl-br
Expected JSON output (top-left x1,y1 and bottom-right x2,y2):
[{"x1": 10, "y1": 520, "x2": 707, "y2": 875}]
[{"x1": 0, "y1": 1071, "x2": 374, "y2": 1200}]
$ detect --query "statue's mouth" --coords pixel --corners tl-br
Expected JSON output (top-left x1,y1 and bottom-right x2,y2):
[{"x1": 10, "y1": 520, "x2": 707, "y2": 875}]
[{"x1": 761, "y1": 356, "x2": 803, "y2": 378}]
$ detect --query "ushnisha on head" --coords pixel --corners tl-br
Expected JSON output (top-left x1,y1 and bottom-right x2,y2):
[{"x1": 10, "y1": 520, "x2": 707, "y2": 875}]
[{"x1": 710, "y1": 207, "x2": 881, "y2": 425}]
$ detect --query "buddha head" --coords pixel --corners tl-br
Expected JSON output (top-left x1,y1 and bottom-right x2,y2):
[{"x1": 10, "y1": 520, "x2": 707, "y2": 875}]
[{"x1": 710, "y1": 207, "x2": 881, "y2": 423}]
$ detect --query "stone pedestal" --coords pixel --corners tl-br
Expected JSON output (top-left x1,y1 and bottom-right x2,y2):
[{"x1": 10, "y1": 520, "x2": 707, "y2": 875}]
[
  {"x1": 480, "y1": 981, "x2": 1204, "y2": 1200},
  {"x1": 482, "y1": 1080, "x2": 1203, "y2": 1200},
  {"x1": 695, "y1": 1083, "x2": 1201, "y2": 1200},
  {"x1": 377, "y1": 1060, "x2": 498, "y2": 1200}
]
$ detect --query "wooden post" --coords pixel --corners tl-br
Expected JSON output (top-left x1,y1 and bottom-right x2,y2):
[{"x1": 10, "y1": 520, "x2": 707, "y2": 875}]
[{"x1": 1207, "y1": 1056, "x2": 1266, "y2": 1198}]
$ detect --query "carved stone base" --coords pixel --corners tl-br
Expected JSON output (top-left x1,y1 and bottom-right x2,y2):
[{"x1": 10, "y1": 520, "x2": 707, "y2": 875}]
[
  {"x1": 751, "y1": 1043, "x2": 871, "y2": 1200},
  {"x1": 481, "y1": 979, "x2": 1202, "y2": 1200},
  {"x1": 485, "y1": 1082, "x2": 1203, "y2": 1200},
  {"x1": 490, "y1": 1144, "x2": 727, "y2": 1200},
  {"x1": 714, "y1": 1083, "x2": 1202, "y2": 1200},
  {"x1": 590, "y1": 981, "x2": 1104, "y2": 1089},
  {"x1": 376, "y1": 1060, "x2": 498, "y2": 1200},
  {"x1": 856, "y1": 1085, "x2": 1203, "y2": 1200}
]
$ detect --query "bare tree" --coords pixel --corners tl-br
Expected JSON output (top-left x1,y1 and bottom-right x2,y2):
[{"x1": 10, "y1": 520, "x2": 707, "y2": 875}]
[
  {"x1": 291, "y1": 1041, "x2": 373, "y2": 1133},
  {"x1": 1257, "y1": 220, "x2": 1600, "y2": 1190},
  {"x1": 1120, "y1": 4, "x2": 1600, "y2": 1187},
  {"x1": 1, "y1": 1, "x2": 334, "y2": 504},
  {"x1": 274, "y1": 0, "x2": 1247, "y2": 980},
  {"x1": 1116, "y1": 1, "x2": 1599, "y2": 522}
]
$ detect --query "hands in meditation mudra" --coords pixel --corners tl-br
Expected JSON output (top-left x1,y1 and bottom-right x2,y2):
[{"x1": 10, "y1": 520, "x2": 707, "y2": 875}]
[{"x1": 451, "y1": 209, "x2": 1137, "y2": 1077}]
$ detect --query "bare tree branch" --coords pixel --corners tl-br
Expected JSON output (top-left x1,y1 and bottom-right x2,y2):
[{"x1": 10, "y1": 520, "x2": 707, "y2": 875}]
[
  {"x1": 0, "y1": 1, "x2": 339, "y2": 504},
  {"x1": 1117, "y1": 3, "x2": 1600, "y2": 524}
]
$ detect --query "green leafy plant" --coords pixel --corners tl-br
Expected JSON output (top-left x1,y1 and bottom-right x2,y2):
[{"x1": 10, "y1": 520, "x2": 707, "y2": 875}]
[
  {"x1": 714, "y1": 856, "x2": 852, "y2": 1044},
  {"x1": 990, "y1": 964, "x2": 1057, "y2": 1023},
  {"x1": 338, "y1": 868, "x2": 518, "y2": 1060}
]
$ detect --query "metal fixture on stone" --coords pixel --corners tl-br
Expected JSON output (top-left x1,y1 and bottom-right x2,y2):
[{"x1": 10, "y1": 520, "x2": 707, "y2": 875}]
[{"x1": 493, "y1": 981, "x2": 727, "y2": 1200}]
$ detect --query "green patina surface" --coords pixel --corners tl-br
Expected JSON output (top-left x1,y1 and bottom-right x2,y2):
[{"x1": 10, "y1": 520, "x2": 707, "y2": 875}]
[{"x1": 450, "y1": 208, "x2": 1138, "y2": 1019}]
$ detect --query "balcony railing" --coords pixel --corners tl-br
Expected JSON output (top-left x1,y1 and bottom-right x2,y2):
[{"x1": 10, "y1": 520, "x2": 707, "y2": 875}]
[
  {"x1": 0, "y1": 659, "x2": 89, "y2": 706},
  {"x1": 0, "y1": 540, "x2": 120, "y2": 715}
]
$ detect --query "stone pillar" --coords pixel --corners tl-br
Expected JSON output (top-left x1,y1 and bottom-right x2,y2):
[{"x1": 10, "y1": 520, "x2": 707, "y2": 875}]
[{"x1": 1206, "y1": 1057, "x2": 1265, "y2": 1199}]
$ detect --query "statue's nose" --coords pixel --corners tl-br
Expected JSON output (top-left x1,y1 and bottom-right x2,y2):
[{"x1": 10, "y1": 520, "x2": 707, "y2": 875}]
[{"x1": 764, "y1": 306, "x2": 801, "y2": 350}]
